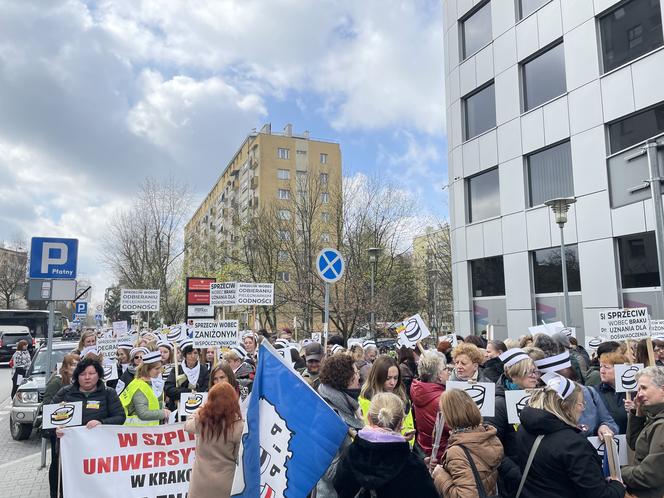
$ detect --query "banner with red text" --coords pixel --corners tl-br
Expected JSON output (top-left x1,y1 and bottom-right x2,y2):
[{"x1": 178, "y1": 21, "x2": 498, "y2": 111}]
[{"x1": 60, "y1": 423, "x2": 196, "y2": 498}]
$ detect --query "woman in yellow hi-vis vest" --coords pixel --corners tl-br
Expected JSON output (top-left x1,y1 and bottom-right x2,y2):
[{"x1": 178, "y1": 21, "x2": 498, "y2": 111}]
[{"x1": 120, "y1": 351, "x2": 171, "y2": 426}]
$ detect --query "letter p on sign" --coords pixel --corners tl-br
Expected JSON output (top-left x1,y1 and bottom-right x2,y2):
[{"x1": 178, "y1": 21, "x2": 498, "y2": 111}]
[
  {"x1": 41, "y1": 243, "x2": 68, "y2": 273},
  {"x1": 29, "y1": 237, "x2": 79, "y2": 279}
]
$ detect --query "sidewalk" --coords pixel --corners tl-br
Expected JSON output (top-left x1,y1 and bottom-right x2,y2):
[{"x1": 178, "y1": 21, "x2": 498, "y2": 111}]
[{"x1": 0, "y1": 396, "x2": 50, "y2": 497}]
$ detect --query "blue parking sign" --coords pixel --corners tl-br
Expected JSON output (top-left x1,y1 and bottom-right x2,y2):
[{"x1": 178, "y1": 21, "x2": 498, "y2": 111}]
[
  {"x1": 29, "y1": 237, "x2": 78, "y2": 279},
  {"x1": 75, "y1": 302, "x2": 88, "y2": 315}
]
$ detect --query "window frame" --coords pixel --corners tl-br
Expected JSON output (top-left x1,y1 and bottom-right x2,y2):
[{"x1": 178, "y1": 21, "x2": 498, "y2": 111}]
[
  {"x1": 463, "y1": 81, "x2": 497, "y2": 141},
  {"x1": 321, "y1": 192, "x2": 330, "y2": 204},
  {"x1": 277, "y1": 169, "x2": 290, "y2": 180},
  {"x1": 531, "y1": 244, "x2": 581, "y2": 294},
  {"x1": 320, "y1": 153, "x2": 328, "y2": 164},
  {"x1": 520, "y1": 40, "x2": 567, "y2": 112},
  {"x1": 470, "y1": 256, "x2": 506, "y2": 298},
  {"x1": 460, "y1": 0, "x2": 493, "y2": 61},
  {"x1": 277, "y1": 189, "x2": 290, "y2": 200},
  {"x1": 277, "y1": 147, "x2": 290, "y2": 160},
  {"x1": 517, "y1": 0, "x2": 552, "y2": 21},
  {"x1": 525, "y1": 140, "x2": 574, "y2": 208},
  {"x1": 467, "y1": 167, "x2": 500, "y2": 223},
  {"x1": 616, "y1": 231, "x2": 661, "y2": 289}
]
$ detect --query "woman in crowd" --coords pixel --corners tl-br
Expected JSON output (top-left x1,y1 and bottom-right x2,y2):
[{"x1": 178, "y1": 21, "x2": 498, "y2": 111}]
[
  {"x1": 584, "y1": 341, "x2": 622, "y2": 387},
  {"x1": 72, "y1": 330, "x2": 96, "y2": 355},
  {"x1": 157, "y1": 340, "x2": 174, "y2": 381},
  {"x1": 333, "y1": 392, "x2": 438, "y2": 498},
  {"x1": 50, "y1": 357, "x2": 125, "y2": 498},
  {"x1": 185, "y1": 381, "x2": 243, "y2": 498},
  {"x1": 222, "y1": 345, "x2": 255, "y2": 395},
  {"x1": 165, "y1": 339, "x2": 210, "y2": 411},
  {"x1": 590, "y1": 352, "x2": 629, "y2": 434},
  {"x1": 485, "y1": 348, "x2": 541, "y2": 497},
  {"x1": 316, "y1": 352, "x2": 365, "y2": 497},
  {"x1": 519, "y1": 335, "x2": 533, "y2": 349},
  {"x1": 359, "y1": 355, "x2": 414, "y2": 439},
  {"x1": 432, "y1": 389, "x2": 503, "y2": 498},
  {"x1": 450, "y1": 343, "x2": 490, "y2": 382},
  {"x1": 622, "y1": 366, "x2": 664, "y2": 497},
  {"x1": 204, "y1": 348, "x2": 216, "y2": 371},
  {"x1": 410, "y1": 350, "x2": 450, "y2": 461},
  {"x1": 515, "y1": 373, "x2": 625, "y2": 498},
  {"x1": 397, "y1": 346, "x2": 417, "y2": 398},
  {"x1": 116, "y1": 340, "x2": 134, "y2": 376},
  {"x1": 349, "y1": 343, "x2": 365, "y2": 364},
  {"x1": 242, "y1": 331, "x2": 259, "y2": 363},
  {"x1": 119, "y1": 351, "x2": 170, "y2": 426},
  {"x1": 208, "y1": 361, "x2": 240, "y2": 395},
  {"x1": 10, "y1": 339, "x2": 32, "y2": 398},
  {"x1": 482, "y1": 339, "x2": 507, "y2": 383},
  {"x1": 116, "y1": 346, "x2": 148, "y2": 395}
]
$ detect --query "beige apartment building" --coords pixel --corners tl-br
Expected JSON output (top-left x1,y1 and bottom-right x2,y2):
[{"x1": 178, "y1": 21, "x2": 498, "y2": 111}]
[{"x1": 185, "y1": 123, "x2": 342, "y2": 332}]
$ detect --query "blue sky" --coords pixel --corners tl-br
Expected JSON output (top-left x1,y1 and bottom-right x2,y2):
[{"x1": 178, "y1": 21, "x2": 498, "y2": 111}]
[{"x1": 0, "y1": 0, "x2": 448, "y2": 302}]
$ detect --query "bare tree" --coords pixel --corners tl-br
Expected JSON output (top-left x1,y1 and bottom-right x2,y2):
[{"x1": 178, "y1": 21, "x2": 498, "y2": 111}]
[
  {"x1": 101, "y1": 176, "x2": 190, "y2": 324},
  {"x1": 0, "y1": 239, "x2": 28, "y2": 309}
]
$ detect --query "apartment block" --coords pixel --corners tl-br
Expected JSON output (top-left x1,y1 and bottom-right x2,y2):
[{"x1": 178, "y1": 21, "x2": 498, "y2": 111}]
[{"x1": 444, "y1": 0, "x2": 664, "y2": 342}]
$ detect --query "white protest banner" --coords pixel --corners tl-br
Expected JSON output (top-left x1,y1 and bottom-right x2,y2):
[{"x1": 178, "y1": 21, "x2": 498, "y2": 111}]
[
  {"x1": 347, "y1": 338, "x2": 363, "y2": 349},
  {"x1": 235, "y1": 282, "x2": 274, "y2": 306},
  {"x1": 112, "y1": 321, "x2": 128, "y2": 337},
  {"x1": 97, "y1": 337, "x2": 118, "y2": 358},
  {"x1": 210, "y1": 281, "x2": 238, "y2": 306},
  {"x1": 191, "y1": 319, "x2": 239, "y2": 348},
  {"x1": 650, "y1": 319, "x2": 664, "y2": 339},
  {"x1": 166, "y1": 323, "x2": 187, "y2": 343},
  {"x1": 585, "y1": 336, "x2": 603, "y2": 354},
  {"x1": 42, "y1": 401, "x2": 83, "y2": 429},
  {"x1": 446, "y1": 381, "x2": 496, "y2": 417},
  {"x1": 102, "y1": 359, "x2": 119, "y2": 382},
  {"x1": 61, "y1": 423, "x2": 196, "y2": 498},
  {"x1": 599, "y1": 307, "x2": 650, "y2": 341},
  {"x1": 504, "y1": 390, "x2": 534, "y2": 424},
  {"x1": 396, "y1": 314, "x2": 431, "y2": 348},
  {"x1": 528, "y1": 321, "x2": 576, "y2": 338},
  {"x1": 187, "y1": 305, "x2": 214, "y2": 318},
  {"x1": 120, "y1": 289, "x2": 161, "y2": 312},
  {"x1": 614, "y1": 363, "x2": 644, "y2": 392},
  {"x1": 311, "y1": 332, "x2": 322, "y2": 343},
  {"x1": 179, "y1": 392, "x2": 208, "y2": 417},
  {"x1": 587, "y1": 434, "x2": 629, "y2": 466}
]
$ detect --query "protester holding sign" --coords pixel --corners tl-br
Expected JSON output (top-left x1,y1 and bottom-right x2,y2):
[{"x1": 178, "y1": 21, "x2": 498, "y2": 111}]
[
  {"x1": 410, "y1": 350, "x2": 450, "y2": 461},
  {"x1": 590, "y1": 352, "x2": 629, "y2": 434},
  {"x1": 119, "y1": 351, "x2": 170, "y2": 426},
  {"x1": 515, "y1": 373, "x2": 625, "y2": 498},
  {"x1": 333, "y1": 392, "x2": 438, "y2": 498},
  {"x1": 165, "y1": 339, "x2": 209, "y2": 411},
  {"x1": 621, "y1": 366, "x2": 664, "y2": 498},
  {"x1": 72, "y1": 330, "x2": 97, "y2": 355},
  {"x1": 432, "y1": 389, "x2": 503, "y2": 498},
  {"x1": 49, "y1": 358, "x2": 126, "y2": 498},
  {"x1": 184, "y1": 382, "x2": 243, "y2": 498},
  {"x1": 359, "y1": 355, "x2": 415, "y2": 441},
  {"x1": 450, "y1": 343, "x2": 490, "y2": 382}
]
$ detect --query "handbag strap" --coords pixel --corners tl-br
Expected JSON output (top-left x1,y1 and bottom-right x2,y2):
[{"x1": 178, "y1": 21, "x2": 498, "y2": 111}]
[
  {"x1": 516, "y1": 434, "x2": 544, "y2": 498},
  {"x1": 458, "y1": 445, "x2": 488, "y2": 498}
]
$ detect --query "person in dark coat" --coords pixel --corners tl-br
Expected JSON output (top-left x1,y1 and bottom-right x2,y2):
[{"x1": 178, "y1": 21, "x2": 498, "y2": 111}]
[
  {"x1": 115, "y1": 346, "x2": 148, "y2": 395},
  {"x1": 333, "y1": 392, "x2": 437, "y2": 498},
  {"x1": 165, "y1": 339, "x2": 209, "y2": 411},
  {"x1": 515, "y1": 372, "x2": 625, "y2": 498},
  {"x1": 49, "y1": 357, "x2": 125, "y2": 498},
  {"x1": 482, "y1": 339, "x2": 506, "y2": 383},
  {"x1": 590, "y1": 351, "x2": 628, "y2": 434}
]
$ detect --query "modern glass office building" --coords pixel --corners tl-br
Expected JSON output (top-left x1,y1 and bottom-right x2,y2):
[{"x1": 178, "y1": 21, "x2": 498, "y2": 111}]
[{"x1": 443, "y1": 0, "x2": 664, "y2": 342}]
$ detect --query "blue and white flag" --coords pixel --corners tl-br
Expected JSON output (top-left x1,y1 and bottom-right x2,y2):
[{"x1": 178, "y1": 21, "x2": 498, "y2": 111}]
[{"x1": 231, "y1": 342, "x2": 347, "y2": 498}]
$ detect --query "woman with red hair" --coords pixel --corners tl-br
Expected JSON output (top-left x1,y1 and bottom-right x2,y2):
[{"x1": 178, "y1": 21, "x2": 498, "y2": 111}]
[{"x1": 184, "y1": 382, "x2": 243, "y2": 498}]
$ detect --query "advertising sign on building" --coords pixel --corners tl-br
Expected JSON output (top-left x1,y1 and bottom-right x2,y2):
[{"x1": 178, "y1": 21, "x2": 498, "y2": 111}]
[
  {"x1": 185, "y1": 277, "x2": 215, "y2": 320},
  {"x1": 598, "y1": 307, "x2": 650, "y2": 341},
  {"x1": 120, "y1": 289, "x2": 160, "y2": 312}
]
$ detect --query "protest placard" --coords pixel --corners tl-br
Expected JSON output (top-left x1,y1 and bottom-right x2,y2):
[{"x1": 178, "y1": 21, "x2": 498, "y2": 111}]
[
  {"x1": 179, "y1": 392, "x2": 208, "y2": 417},
  {"x1": 585, "y1": 336, "x2": 603, "y2": 354},
  {"x1": 651, "y1": 319, "x2": 664, "y2": 339},
  {"x1": 102, "y1": 359, "x2": 119, "y2": 382},
  {"x1": 504, "y1": 390, "x2": 533, "y2": 424},
  {"x1": 235, "y1": 282, "x2": 274, "y2": 306},
  {"x1": 210, "y1": 282, "x2": 238, "y2": 306},
  {"x1": 528, "y1": 321, "x2": 576, "y2": 338},
  {"x1": 61, "y1": 423, "x2": 196, "y2": 498},
  {"x1": 599, "y1": 307, "x2": 650, "y2": 341},
  {"x1": 587, "y1": 434, "x2": 628, "y2": 466},
  {"x1": 396, "y1": 314, "x2": 431, "y2": 348},
  {"x1": 311, "y1": 332, "x2": 321, "y2": 343},
  {"x1": 120, "y1": 289, "x2": 160, "y2": 312},
  {"x1": 439, "y1": 333, "x2": 458, "y2": 348},
  {"x1": 112, "y1": 321, "x2": 128, "y2": 337},
  {"x1": 446, "y1": 381, "x2": 496, "y2": 417},
  {"x1": 42, "y1": 401, "x2": 83, "y2": 429},
  {"x1": 614, "y1": 363, "x2": 644, "y2": 392},
  {"x1": 191, "y1": 320, "x2": 239, "y2": 349},
  {"x1": 97, "y1": 337, "x2": 118, "y2": 358}
]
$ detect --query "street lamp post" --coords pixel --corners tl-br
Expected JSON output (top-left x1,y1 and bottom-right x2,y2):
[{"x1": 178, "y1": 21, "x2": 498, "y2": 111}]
[
  {"x1": 368, "y1": 247, "x2": 381, "y2": 340},
  {"x1": 428, "y1": 268, "x2": 439, "y2": 343},
  {"x1": 544, "y1": 197, "x2": 577, "y2": 327}
]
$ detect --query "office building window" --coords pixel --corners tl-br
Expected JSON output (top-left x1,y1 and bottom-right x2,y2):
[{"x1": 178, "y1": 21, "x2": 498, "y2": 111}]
[
  {"x1": 599, "y1": 0, "x2": 663, "y2": 73},
  {"x1": 321, "y1": 212, "x2": 330, "y2": 223},
  {"x1": 471, "y1": 256, "x2": 505, "y2": 297},
  {"x1": 527, "y1": 141, "x2": 574, "y2": 207},
  {"x1": 278, "y1": 209, "x2": 291, "y2": 220},
  {"x1": 320, "y1": 173, "x2": 329, "y2": 184},
  {"x1": 461, "y1": 1, "x2": 492, "y2": 59},
  {"x1": 278, "y1": 147, "x2": 290, "y2": 159},
  {"x1": 278, "y1": 189, "x2": 290, "y2": 200},
  {"x1": 522, "y1": 42, "x2": 566, "y2": 111},
  {"x1": 519, "y1": 0, "x2": 550, "y2": 19},
  {"x1": 278, "y1": 250, "x2": 289, "y2": 262},
  {"x1": 278, "y1": 230, "x2": 290, "y2": 241},
  {"x1": 464, "y1": 83, "x2": 496, "y2": 140},
  {"x1": 468, "y1": 168, "x2": 500, "y2": 222},
  {"x1": 321, "y1": 192, "x2": 330, "y2": 204},
  {"x1": 608, "y1": 102, "x2": 664, "y2": 154},
  {"x1": 320, "y1": 153, "x2": 328, "y2": 164},
  {"x1": 532, "y1": 245, "x2": 581, "y2": 294},
  {"x1": 297, "y1": 149, "x2": 307, "y2": 155},
  {"x1": 278, "y1": 271, "x2": 291, "y2": 282},
  {"x1": 277, "y1": 169, "x2": 290, "y2": 180},
  {"x1": 618, "y1": 231, "x2": 661, "y2": 288}
]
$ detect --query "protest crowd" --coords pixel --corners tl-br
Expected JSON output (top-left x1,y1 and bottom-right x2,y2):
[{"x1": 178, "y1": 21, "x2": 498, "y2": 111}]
[{"x1": 34, "y1": 318, "x2": 664, "y2": 498}]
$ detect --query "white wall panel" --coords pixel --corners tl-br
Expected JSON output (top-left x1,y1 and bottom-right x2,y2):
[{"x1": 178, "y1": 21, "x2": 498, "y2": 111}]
[
  {"x1": 456, "y1": 262, "x2": 472, "y2": 311},
  {"x1": 497, "y1": 117, "x2": 523, "y2": 162},
  {"x1": 502, "y1": 212, "x2": 528, "y2": 254},
  {"x1": 526, "y1": 206, "x2": 552, "y2": 249},
  {"x1": 516, "y1": 13, "x2": 539, "y2": 61},
  {"x1": 570, "y1": 125, "x2": 608, "y2": 196},
  {"x1": 611, "y1": 202, "x2": 646, "y2": 237},
  {"x1": 448, "y1": 22, "x2": 460, "y2": 70},
  {"x1": 483, "y1": 218, "x2": 503, "y2": 256},
  {"x1": 593, "y1": 0, "x2": 622, "y2": 15},
  {"x1": 564, "y1": 19, "x2": 600, "y2": 91},
  {"x1": 601, "y1": 66, "x2": 635, "y2": 122},
  {"x1": 450, "y1": 100, "x2": 463, "y2": 148},
  {"x1": 475, "y1": 44, "x2": 495, "y2": 86},
  {"x1": 449, "y1": 66, "x2": 461, "y2": 105},
  {"x1": 568, "y1": 81, "x2": 603, "y2": 135},
  {"x1": 543, "y1": 96, "x2": 570, "y2": 145},
  {"x1": 537, "y1": 0, "x2": 563, "y2": 48},
  {"x1": 578, "y1": 238, "x2": 619, "y2": 308},
  {"x1": 463, "y1": 138, "x2": 481, "y2": 177},
  {"x1": 478, "y1": 129, "x2": 498, "y2": 170},
  {"x1": 493, "y1": 28, "x2": 517, "y2": 75},
  {"x1": 576, "y1": 191, "x2": 613, "y2": 241},
  {"x1": 560, "y1": 0, "x2": 594, "y2": 33},
  {"x1": 521, "y1": 108, "x2": 546, "y2": 154},
  {"x1": 492, "y1": 0, "x2": 516, "y2": 38},
  {"x1": 459, "y1": 58, "x2": 477, "y2": 96},
  {"x1": 504, "y1": 252, "x2": 533, "y2": 309},
  {"x1": 632, "y1": 49, "x2": 664, "y2": 111},
  {"x1": 499, "y1": 157, "x2": 526, "y2": 215},
  {"x1": 452, "y1": 179, "x2": 466, "y2": 229},
  {"x1": 495, "y1": 66, "x2": 521, "y2": 125},
  {"x1": 466, "y1": 223, "x2": 485, "y2": 260},
  {"x1": 507, "y1": 309, "x2": 536, "y2": 339}
]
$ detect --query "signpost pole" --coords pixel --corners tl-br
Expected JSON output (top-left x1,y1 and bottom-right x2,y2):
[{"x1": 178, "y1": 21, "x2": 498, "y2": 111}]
[
  {"x1": 324, "y1": 282, "x2": 330, "y2": 353},
  {"x1": 40, "y1": 300, "x2": 55, "y2": 468},
  {"x1": 560, "y1": 225, "x2": 571, "y2": 327},
  {"x1": 646, "y1": 140, "x2": 664, "y2": 310}
]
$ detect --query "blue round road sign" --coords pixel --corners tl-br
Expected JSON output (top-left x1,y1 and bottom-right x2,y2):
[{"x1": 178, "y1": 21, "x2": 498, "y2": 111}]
[{"x1": 317, "y1": 248, "x2": 345, "y2": 283}]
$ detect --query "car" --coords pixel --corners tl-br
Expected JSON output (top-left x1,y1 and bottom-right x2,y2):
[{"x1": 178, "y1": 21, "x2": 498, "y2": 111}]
[
  {"x1": 0, "y1": 326, "x2": 35, "y2": 364},
  {"x1": 10, "y1": 340, "x2": 77, "y2": 440}
]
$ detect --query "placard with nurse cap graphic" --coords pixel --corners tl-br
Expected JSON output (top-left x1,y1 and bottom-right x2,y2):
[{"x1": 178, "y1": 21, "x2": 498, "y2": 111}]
[
  {"x1": 614, "y1": 363, "x2": 644, "y2": 393},
  {"x1": 587, "y1": 434, "x2": 629, "y2": 466},
  {"x1": 505, "y1": 390, "x2": 534, "y2": 424},
  {"x1": 42, "y1": 401, "x2": 83, "y2": 429},
  {"x1": 445, "y1": 381, "x2": 496, "y2": 417}
]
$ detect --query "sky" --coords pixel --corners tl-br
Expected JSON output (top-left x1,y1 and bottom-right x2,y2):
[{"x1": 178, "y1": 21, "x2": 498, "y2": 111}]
[{"x1": 0, "y1": 0, "x2": 448, "y2": 304}]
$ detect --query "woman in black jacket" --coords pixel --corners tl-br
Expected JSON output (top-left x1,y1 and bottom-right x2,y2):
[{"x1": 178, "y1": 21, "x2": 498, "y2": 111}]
[
  {"x1": 591, "y1": 351, "x2": 629, "y2": 434},
  {"x1": 333, "y1": 392, "x2": 437, "y2": 498},
  {"x1": 49, "y1": 357, "x2": 125, "y2": 498},
  {"x1": 515, "y1": 373, "x2": 625, "y2": 498},
  {"x1": 164, "y1": 339, "x2": 209, "y2": 411}
]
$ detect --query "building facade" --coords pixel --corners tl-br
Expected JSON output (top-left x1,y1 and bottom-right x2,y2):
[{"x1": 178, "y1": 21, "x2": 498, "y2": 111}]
[
  {"x1": 185, "y1": 123, "x2": 342, "y2": 331},
  {"x1": 443, "y1": 0, "x2": 664, "y2": 342}
]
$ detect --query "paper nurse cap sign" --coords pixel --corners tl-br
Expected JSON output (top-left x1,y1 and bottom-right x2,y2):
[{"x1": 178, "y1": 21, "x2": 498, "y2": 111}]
[
  {"x1": 504, "y1": 390, "x2": 533, "y2": 424},
  {"x1": 396, "y1": 314, "x2": 431, "y2": 348},
  {"x1": 42, "y1": 401, "x2": 83, "y2": 429},
  {"x1": 446, "y1": 381, "x2": 496, "y2": 417},
  {"x1": 179, "y1": 392, "x2": 208, "y2": 417},
  {"x1": 614, "y1": 363, "x2": 644, "y2": 393}
]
